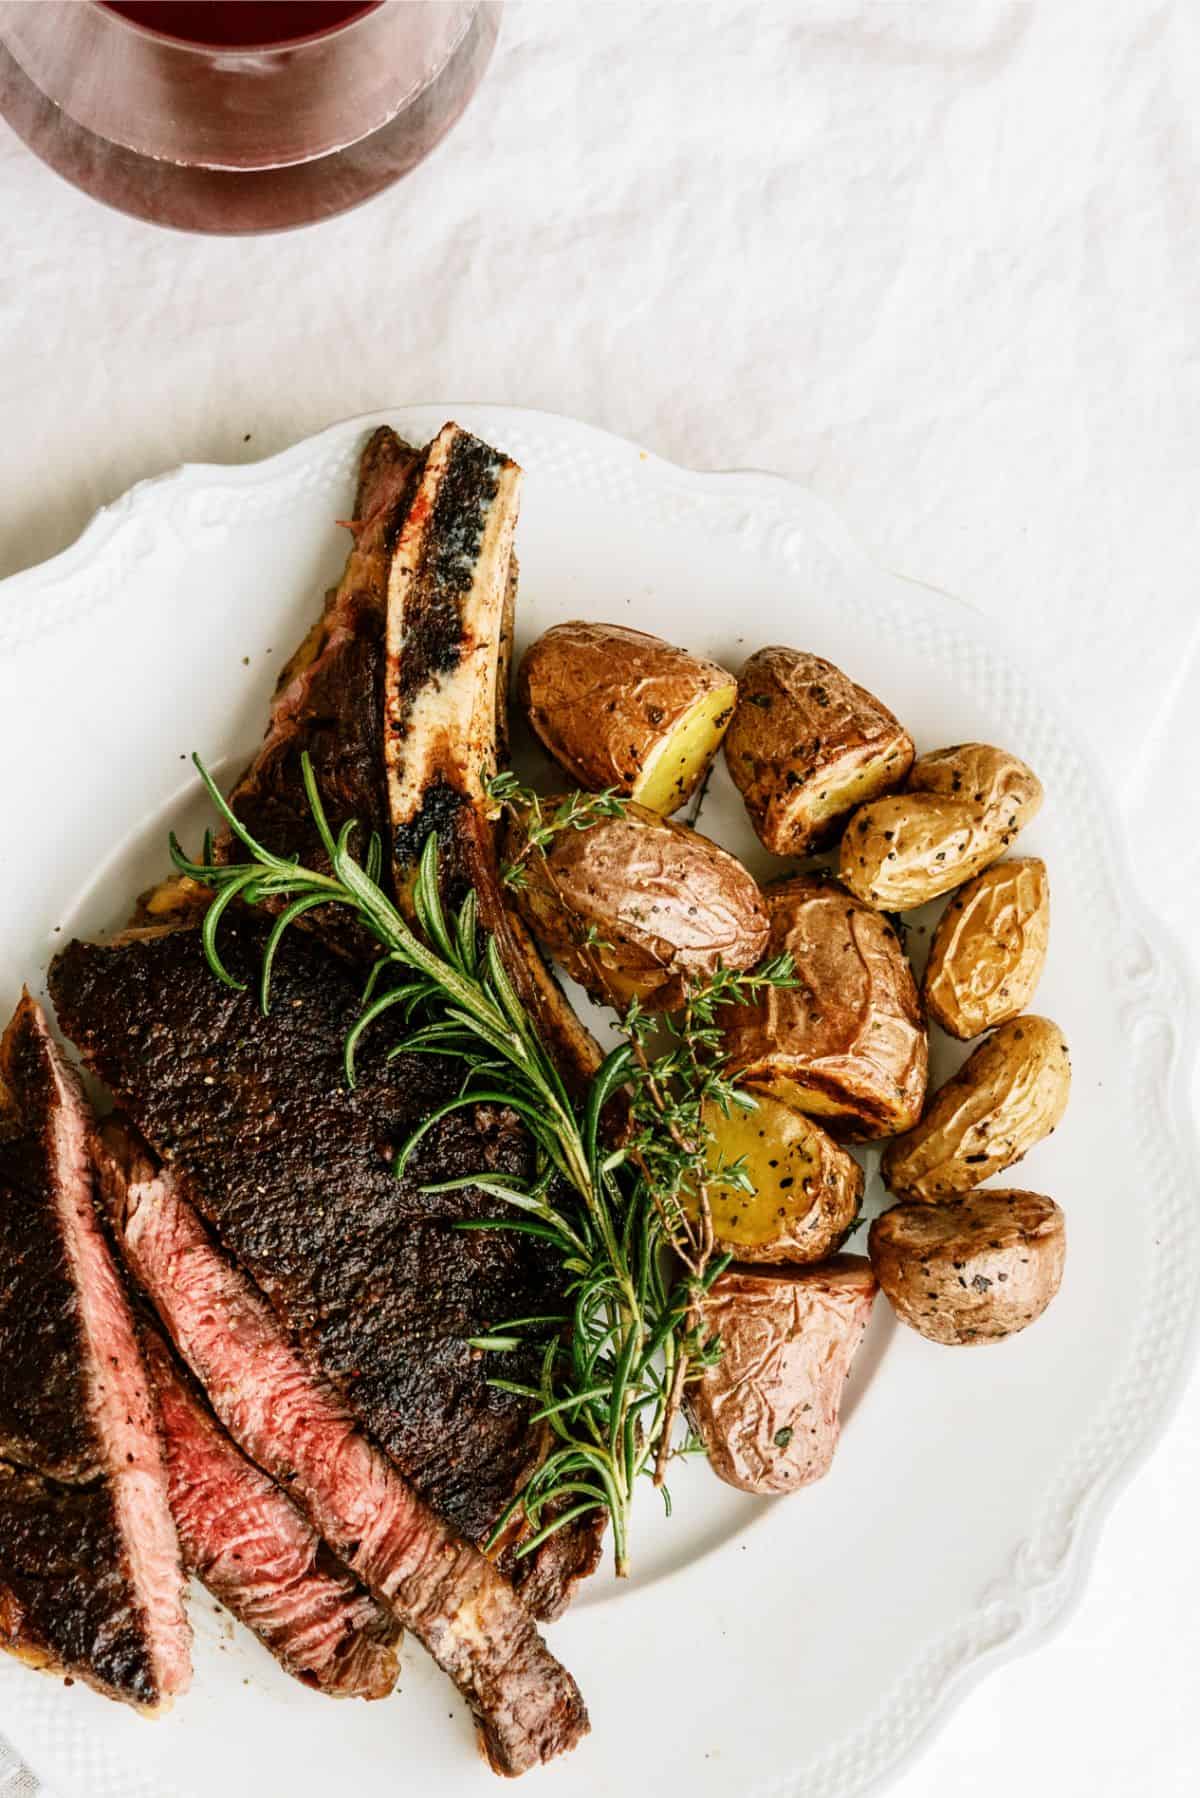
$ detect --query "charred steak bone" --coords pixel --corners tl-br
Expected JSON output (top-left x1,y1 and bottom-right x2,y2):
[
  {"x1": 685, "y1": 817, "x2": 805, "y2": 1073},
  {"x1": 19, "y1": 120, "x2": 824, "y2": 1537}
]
[
  {"x1": 95, "y1": 1124, "x2": 588, "y2": 1775},
  {"x1": 139, "y1": 1311, "x2": 400, "y2": 1701},
  {"x1": 0, "y1": 997, "x2": 190, "y2": 1709},
  {"x1": 384, "y1": 421, "x2": 603, "y2": 1097}
]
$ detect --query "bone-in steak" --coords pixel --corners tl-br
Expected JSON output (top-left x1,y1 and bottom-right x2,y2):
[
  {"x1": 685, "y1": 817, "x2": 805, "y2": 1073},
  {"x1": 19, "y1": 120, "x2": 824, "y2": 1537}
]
[{"x1": 0, "y1": 996, "x2": 190, "y2": 1709}]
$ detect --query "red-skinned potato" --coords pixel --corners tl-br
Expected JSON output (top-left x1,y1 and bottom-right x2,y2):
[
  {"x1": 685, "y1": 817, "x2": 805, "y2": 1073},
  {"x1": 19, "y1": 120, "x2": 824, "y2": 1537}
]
[
  {"x1": 724, "y1": 647, "x2": 914, "y2": 855},
  {"x1": 688, "y1": 1257, "x2": 878, "y2": 1494},
  {"x1": 506, "y1": 800, "x2": 769, "y2": 1011},
  {"x1": 720, "y1": 875, "x2": 927, "y2": 1140},
  {"x1": 518, "y1": 622, "x2": 737, "y2": 815}
]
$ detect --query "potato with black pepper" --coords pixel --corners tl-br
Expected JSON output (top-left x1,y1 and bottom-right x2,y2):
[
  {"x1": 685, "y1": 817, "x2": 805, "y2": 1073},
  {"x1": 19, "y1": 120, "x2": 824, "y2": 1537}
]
[
  {"x1": 505, "y1": 799, "x2": 769, "y2": 1011},
  {"x1": 688, "y1": 1257, "x2": 878, "y2": 1494},
  {"x1": 881, "y1": 1016, "x2": 1070, "y2": 1201},
  {"x1": 719, "y1": 875, "x2": 927, "y2": 1140},
  {"x1": 923, "y1": 857, "x2": 1050, "y2": 1039},
  {"x1": 693, "y1": 1092, "x2": 865, "y2": 1264},
  {"x1": 518, "y1": 622, "x2": 737, "y2": 815},
  {"x1": 869, "y1": 1190, "x2": 1065, "y2": 1345},
  {"x1": 840, "y1": 743, "x2": 1043, "y2": 911},
  {"x1": 723, "y1": 647, "x2": 914, "y2": 855}
]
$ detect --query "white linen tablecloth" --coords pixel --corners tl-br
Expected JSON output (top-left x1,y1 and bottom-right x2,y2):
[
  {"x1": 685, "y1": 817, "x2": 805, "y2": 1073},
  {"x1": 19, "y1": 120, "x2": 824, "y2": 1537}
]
[{"x1": 1, "y1": 3, "x2": 1197, "y2": 1794}]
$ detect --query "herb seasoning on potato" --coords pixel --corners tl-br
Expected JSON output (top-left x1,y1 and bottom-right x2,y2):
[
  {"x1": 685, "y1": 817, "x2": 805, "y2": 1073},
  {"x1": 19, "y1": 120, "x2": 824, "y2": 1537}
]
[
  {"x1": 882, "y1": 1015, "x2": 1070, "y2": 1201},
  {"x1": 839, "y1": 742, "x2": 1043, "y2": 911},
  {"x1": 724, "y1": 646, "x2": 914, "y2": 855},
  {"x1": 518, "y1": 621, "x2": 737, "y2": 815},
  {"x1": 695, "y1": 1091, "x2": 864, "y2": 1264},
  {"x1": 505, "y1": 798, "x2": 769, "y2": 1011},
  {"x1": 720, "y1": 874, "x2": 928, "y2": 1139},
  {"x1": 869, "y1": 1190, "x2": 1065, "y2": 1345},
  {"x1": 923, "y1": 857, "x2": 1050, "y2": 1039},
  {"x1": 688, "y1": 1257, "x2": 878, "y2": 1493}
]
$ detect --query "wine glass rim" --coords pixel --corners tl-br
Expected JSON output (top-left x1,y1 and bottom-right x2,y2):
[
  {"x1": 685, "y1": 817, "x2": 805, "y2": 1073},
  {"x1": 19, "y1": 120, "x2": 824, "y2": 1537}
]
[{"x1": 94, "y1": 1, "x2": 386, "y2": 56}]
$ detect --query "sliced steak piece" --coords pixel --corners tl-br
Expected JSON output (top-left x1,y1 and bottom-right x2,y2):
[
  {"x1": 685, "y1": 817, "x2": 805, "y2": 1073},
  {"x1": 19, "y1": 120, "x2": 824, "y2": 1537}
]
[
  {"x1": 136, "y1": 1304, "x2": 399, "y2": 1701},
  {"x1": 96, "y1": 1125, "x2": 587, "y2": 1775},
  {"x1": 0, "y1": 996, "x2": 190, "y2": 1709},
  {"x1": 228, "y1": 425, "x2": 424, "y2": 958},
  {"x1": 50, "y1": 919, "x2": 602, "y2": 1619}
]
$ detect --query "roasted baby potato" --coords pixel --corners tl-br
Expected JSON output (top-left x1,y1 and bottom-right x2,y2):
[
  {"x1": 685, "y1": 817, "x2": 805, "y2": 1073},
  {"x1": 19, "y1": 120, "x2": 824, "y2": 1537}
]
[
  {"x1": 869, "y1": 1190, "x2": 1065, "y2": 1345},
  {"x1": 724, "y1": 647, "x2": 914, "y2": 854},
  {"x1": 506, "y1": 799, "x2": 769, "y2": 1011},
  {"x1": 840, "y1": 743, "x2": 1043, "y2": 911},
  {"x1": 720, "y1": 875, "x2": 927, "y2": 1140},
  {"x1": 694, "y1": 1092, "x2": 865, "y2": 1264},
  {"x1": 518, "y1": 622, "x2": 737, "y2": 815},
  {"x1": 882, "y1": 1016, "x2": 1070, "y2": 1201},
  {"x1": 689, "y1": 1257, "x2": 878, "y2": 1494},
  {"x1": 923, "y1": 858, "x2": 1050, "y2": 1039}
]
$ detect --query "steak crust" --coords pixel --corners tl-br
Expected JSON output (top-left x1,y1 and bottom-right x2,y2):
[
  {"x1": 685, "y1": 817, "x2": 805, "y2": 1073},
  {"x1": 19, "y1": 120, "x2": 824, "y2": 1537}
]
[
  {"x1": 0, "y1": 996, "x2": 190, "y2": 1709},
  {"x1": 50, "y1": 920, "x2": 599, "y2": 1613}
]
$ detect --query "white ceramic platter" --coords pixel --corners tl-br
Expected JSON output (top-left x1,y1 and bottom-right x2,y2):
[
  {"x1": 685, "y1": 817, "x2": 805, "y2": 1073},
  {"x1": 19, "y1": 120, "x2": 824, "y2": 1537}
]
[{"x1": 0, "y1": 407, "x2": 1196, "y2": 1798}]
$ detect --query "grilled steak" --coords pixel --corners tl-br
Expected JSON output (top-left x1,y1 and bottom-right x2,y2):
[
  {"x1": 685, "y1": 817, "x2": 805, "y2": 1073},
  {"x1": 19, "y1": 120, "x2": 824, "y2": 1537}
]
[
  {"x1": 95, "y1": 1117, "x2": 587, "y2": 1774},
  {"x1": 0, "y1": 996, "x2": 190, "y2": 1709},
  {"x1": 49, "y1": 918, "x2": 602, "y2": 1623},
  {"x1": 131, "y1": 1289, "x2": 399, "y2": 1700}
]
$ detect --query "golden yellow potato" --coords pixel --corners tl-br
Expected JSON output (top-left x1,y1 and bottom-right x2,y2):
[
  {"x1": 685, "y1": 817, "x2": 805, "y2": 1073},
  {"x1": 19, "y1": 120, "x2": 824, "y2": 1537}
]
[
  {"x1": 881, "y1": 1016, "x2": 1070, "y2": 1201},
  {"x1": 694, "y1": 1093, "x2": 865, "y2": 1264},
  {"x1": 518, "y1": 621, "x2": 737, "y2": 815},
  {"x1": 840, "y1": 743, "x2": 1043, "y2": 910},
  {"x1": 869, "y1": 1190, "x2": 1066, "y2": 1345},
  {"x1": 688, "y1": 1257, "x2": 878, "y2": 1494},
  {"x1": 723, "y1": 647, "x2": 914, "y2": 855},
  {"x1": 506, "y1": 799, "x2": 768, "y2": 1012},
  {"x1": 720, "y1": 875, "x2": 927, "y2": 1140},
  {"x1": 923, "y1": 858, "x2": 1050, "y2": 1039}
]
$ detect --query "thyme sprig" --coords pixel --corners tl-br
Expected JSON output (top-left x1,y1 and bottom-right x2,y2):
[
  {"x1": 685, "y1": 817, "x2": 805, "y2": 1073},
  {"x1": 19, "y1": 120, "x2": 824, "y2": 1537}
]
[{"x1": 170, "y1": 752, "x2": 793, "y2": 1573}]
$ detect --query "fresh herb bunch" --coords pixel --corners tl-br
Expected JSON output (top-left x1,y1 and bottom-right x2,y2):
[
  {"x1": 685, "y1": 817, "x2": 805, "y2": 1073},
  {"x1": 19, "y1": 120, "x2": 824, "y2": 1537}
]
[
  {"x1": 486, "y1": 770, "x2": 628, "y2": 892},
  {"x1": 171, "y1": 752, "x2": 793, "y2": 1573}
]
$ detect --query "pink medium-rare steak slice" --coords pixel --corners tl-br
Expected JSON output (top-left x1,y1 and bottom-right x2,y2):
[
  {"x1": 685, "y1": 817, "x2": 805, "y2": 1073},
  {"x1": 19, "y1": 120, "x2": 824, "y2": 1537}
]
[
  {"x1": 49, "y1": 918, "x2": 602, "y2": 1619},
  {"x1": 0, "y1": 996, "x2": 190, "y2": 1709},
  {"x1": 96, "y1": 1126, "x2": 588, "y2": 1775},
  {"x1": 138, "y1": 1313, "x2": 399, "y2": 1701}
]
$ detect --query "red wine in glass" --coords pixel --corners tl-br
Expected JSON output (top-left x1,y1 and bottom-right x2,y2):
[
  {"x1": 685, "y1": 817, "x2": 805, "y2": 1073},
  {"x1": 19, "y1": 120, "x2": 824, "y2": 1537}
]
[{"x1": 0, "y1": 1, "x2": 500, "y2": 233}]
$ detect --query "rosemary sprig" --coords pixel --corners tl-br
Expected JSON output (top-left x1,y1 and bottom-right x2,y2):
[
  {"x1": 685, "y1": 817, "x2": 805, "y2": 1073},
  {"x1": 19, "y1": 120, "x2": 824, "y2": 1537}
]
[{"x1": 171, "y1": 752, "x2": 792, "y2": 1574}]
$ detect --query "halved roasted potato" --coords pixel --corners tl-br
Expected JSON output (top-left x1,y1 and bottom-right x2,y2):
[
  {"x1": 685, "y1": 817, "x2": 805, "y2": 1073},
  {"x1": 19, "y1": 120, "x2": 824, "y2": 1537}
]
[
  {"x1": 923, "y1": 857, "x2": 1050, "y2": 1039},
  {"x1": 688, "y1": 1257, "x2": 878, "y2": 1493},
  {"x1": 882, "y1": 1015, "x2": 1070, "y2": 1201},
  {"x1": 694, "y1": 1092, "x2": 864, "y2": 1264},
  {"x1": 869, "y1": 1190, "x2": 1066, "y2": 1345},
  {"x1": 505, "y1": 799, "x2": 768, "y2": 1012},
  {"x1": 723, "y1": 647, "x2": 914, "y2": 855},
  {"x1": 840, "y1": 742, "x2": 1043, "y2": 911},
  {"x1": 719, "y1": 875, "x2": 927, "y2": 1140},
  {"x1": 518, "y1": 622, "x2": 737, "y2": 815}
]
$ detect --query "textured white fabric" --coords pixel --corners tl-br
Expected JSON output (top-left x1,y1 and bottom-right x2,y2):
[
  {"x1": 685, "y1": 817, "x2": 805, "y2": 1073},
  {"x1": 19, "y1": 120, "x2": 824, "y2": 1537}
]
[{"x1": 0, "y1": 3, "x2": 1197, "y2": 1794}]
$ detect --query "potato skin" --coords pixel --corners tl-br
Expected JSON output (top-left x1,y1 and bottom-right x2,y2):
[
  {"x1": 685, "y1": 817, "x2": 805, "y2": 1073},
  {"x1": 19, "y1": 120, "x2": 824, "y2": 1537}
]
[
  {"x1": 923, "y1": 858, "x2": 1050, "y2": 1039},
  {"x1": 840, "y1": 743, "x2": 1043, "y2": 910},
  {"x1": 720, "y1": 875, "x2": 927, "y2": 1140},
  {"x1": 724, "y1": 647, "x2": 914, "y2": 855},
  {"x1": 507, "y1": 799, "x2": 769, "y2": 1011},
  {"x1": 882, "y1": 1016, "x2": 1070, "y2": 1201},
  {"x1": 518, "y1": 621, "x2": 736, "y2": 810},
  {"x1": 689, "y1": 1257, "x2": 878, "y2": 1493},
  {"x1": 869, "y1": 1190, "x2": 1065, "y2": 1345},
  {"x1": 697, "y1": 1094, "x2": 864, "y2": 1264}
]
